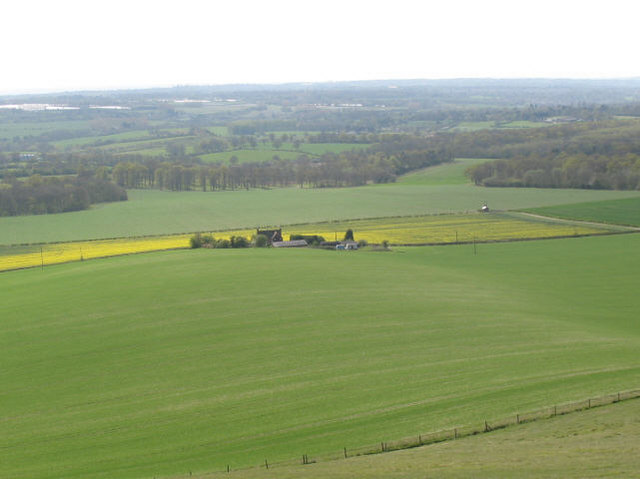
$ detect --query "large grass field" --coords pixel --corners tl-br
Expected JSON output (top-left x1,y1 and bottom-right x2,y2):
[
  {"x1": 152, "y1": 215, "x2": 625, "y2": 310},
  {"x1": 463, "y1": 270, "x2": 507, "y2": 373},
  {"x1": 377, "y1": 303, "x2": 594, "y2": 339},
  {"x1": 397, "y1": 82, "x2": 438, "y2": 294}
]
[
  {"x1": 1, "y1": 185, "x2": 638, "y2": 245},
  {"x1": 216, "y1": 398, "x2": 640, "y2": 479},
  {"x1": 525, "y1": 196, "x2": 640, "y2": 227},
  {"x1": 2, "y1": 235, "x2": 640, "y2": 478},
  {"x1": 395, "y1": 158, "x2": 488, "y2": 186}
]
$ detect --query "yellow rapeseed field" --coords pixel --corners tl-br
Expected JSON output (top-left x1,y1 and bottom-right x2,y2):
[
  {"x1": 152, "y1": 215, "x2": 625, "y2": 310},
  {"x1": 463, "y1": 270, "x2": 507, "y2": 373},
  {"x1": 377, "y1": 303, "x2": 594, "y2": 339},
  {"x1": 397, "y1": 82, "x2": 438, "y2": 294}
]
[
  {"x1": 0, "y1": 229, "x2": 253, "y2": 272},
  {"x1": 281, "y1": 212, "x2": 615, "y2": 245}
]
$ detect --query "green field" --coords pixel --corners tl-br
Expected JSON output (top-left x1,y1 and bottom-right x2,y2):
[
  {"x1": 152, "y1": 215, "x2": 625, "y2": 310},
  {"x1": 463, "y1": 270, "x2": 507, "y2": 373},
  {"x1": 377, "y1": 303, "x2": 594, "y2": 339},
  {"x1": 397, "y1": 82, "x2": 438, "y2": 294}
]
[
  {"x1": 219, "y1": 398, "x2": 640, "y2": 479},
  {"x1": 525, "y1": 197, "x2": 640, "y2": 227},
  {"x1": 2, "y1": 235, "x2": 640, "y2": 478},
  {"x1": 453, "y1": 120, "x2": 549, "y2": 131},
  {"x1": 199, "y1": 148, "x2": 301, "y2": 163},
  {"x1": 0, "y1": 119, "x2": 92, "y2": 139},
  {"x1": 395, "y1": 158, "x2": 488, "y2": 186},
  {"x1": 1, "y1": 185, "x2": 638, "y2": 245}
]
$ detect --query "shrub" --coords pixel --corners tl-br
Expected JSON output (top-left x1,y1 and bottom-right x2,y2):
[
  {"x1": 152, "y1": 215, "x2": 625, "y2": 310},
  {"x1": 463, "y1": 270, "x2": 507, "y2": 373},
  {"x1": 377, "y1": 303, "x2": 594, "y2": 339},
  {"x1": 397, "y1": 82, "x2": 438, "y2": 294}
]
[
  {"x1": 201, "y1": 234, "x2": 215, "y2": 247},
  {"x1": 230, "y1": 236, "x2": 249, "y2": 248},
  {"x1": 357, "y1": 239, "x2": 368, "y2": 248},
  {"x1": 254, "y1": 234, "x2": 269, "y2": 248},
  {"x1": 190, "y1": 233, "x2": 202, "y2": 249},
  {"x1": 215, "y1": 239, "x2": 231, "y2": 248}
]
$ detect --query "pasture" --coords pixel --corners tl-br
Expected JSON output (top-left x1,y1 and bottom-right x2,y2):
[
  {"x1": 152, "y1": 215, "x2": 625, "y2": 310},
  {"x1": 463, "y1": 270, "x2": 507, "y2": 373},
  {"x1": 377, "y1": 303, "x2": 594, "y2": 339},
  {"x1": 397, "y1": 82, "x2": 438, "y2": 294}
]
[
  {"x1": 216, "y1": 397, "x2": 640, "y2": 479},
  {"x1": 394, "y1": 158, "x2": 487, "y2": 186},
  {"x1": 2, "y1": 235, "x2": 640, "y2": 478},
  {"x1": 525, "y1": 197, "x2": 640, "y2": 227},
  {"x1": 1, "y1": 185, "x2": 638, "y2": 245}
]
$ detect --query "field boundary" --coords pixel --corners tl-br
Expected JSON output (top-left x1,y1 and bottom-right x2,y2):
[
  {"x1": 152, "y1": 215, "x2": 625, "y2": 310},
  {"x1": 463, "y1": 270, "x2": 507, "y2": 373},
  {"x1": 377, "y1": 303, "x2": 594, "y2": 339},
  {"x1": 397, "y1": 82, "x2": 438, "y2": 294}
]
[{"x1": 195, "y1": 389, "x2": 640, "y2": 477}]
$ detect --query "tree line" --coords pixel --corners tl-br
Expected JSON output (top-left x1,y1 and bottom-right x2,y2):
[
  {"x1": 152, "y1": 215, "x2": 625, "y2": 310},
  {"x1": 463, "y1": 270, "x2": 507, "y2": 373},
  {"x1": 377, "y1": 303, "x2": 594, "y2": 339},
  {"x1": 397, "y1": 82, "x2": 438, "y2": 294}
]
[
  {"x1": 109, "y1": 134, "x2": 453, "y2": 191},
  {"x1": 0, "y1": 175, "x2": 127, "y2": 216}
]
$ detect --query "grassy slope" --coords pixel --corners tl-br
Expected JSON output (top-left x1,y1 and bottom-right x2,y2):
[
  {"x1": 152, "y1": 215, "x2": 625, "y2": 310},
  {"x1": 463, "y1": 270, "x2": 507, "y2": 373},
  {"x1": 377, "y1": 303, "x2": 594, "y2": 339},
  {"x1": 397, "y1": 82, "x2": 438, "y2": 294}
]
[
  {"x1": 1, "y1": 235, "x2": 640, "y2": 478},
  {"x1": 525, "y1": 197, "x2": 640, "y2": 227},
  {"x1": 1, "y1": 186, "x2": 638, "y2": 245},
  {"x1": 216, "y1": 398, "x2": 640, "y2": 479},
  {"x1": 395, "y1": 158, "x2": 488, "y2": 186}
]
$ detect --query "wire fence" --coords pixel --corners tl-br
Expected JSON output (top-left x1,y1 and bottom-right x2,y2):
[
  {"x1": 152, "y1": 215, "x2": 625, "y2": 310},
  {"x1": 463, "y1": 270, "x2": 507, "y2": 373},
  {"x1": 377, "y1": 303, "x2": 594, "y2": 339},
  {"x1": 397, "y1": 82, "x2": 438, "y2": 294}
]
[{"x1": 191, "y1": 388, "x2": 640, "y2": 477}]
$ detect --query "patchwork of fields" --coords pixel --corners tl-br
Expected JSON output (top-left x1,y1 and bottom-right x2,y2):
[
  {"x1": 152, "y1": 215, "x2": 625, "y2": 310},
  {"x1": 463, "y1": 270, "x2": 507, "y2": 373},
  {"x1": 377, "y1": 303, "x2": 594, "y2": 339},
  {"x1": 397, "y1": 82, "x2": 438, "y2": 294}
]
[
  {"x1": 0, "y1": 213, "x2": 621, "y2": 272},
  {"x1": 1, "y1": 184, "x2": 638, "y2": 245},
  {"x1": 2, "y1": 146, "x2": 640, "y2": 479}
]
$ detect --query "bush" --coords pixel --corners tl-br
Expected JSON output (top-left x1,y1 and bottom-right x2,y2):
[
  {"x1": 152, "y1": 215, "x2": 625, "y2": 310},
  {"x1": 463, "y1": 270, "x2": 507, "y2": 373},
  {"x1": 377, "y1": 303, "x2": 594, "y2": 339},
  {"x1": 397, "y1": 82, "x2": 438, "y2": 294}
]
[
  {"x1": 254, "y1": 234, "x2": 269, "y2": 247},
  {"x1": 190, "y1": 233, "x2": 202, "y2": 249},
  {"x1": 202, "y1": 234, "x2": 215, "y2": 247},
  {"x1": 230, "y1": 235, "x2": 249, "y2": 248},
  {"x1": 215, "y1": 239, "x2": 231, "y2": 248},
  {"x1": 357, "y1": 239, "x2": 368, "y2": 248}
]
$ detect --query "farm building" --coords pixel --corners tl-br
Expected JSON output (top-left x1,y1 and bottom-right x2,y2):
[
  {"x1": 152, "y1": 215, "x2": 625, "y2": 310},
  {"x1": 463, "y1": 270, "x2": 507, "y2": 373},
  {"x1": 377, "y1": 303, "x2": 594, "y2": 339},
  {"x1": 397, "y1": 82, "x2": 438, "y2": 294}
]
[
  {"x1": 256, "y1": 228, "x2": 283, "y2": 245},
  {"x1": 272, "y1": 240, "x2": 308, "y2": 248}
]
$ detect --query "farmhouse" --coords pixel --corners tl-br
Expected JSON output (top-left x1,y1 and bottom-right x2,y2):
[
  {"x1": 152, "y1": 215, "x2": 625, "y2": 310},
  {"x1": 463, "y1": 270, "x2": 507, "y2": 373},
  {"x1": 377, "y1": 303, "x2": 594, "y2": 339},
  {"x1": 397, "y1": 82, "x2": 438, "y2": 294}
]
[{"x1": 256, "y1": 228, "x2": 283, "y2": 245}]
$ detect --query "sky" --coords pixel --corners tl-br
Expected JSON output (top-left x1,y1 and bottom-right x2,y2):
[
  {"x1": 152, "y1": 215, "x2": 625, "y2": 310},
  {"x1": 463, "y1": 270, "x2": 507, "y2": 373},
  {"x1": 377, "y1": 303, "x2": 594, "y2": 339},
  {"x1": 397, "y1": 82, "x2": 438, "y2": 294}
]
[{"x1": 2, "y1": 0, "x2": 640, "y2": 95}]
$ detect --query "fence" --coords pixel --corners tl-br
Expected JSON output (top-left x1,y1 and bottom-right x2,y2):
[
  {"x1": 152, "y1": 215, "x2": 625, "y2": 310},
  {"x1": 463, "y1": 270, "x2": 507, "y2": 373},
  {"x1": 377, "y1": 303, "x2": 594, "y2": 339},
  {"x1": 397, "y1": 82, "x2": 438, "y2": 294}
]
[{"x1": 193, "y1": 388, "x2": 640, "y2": 477}]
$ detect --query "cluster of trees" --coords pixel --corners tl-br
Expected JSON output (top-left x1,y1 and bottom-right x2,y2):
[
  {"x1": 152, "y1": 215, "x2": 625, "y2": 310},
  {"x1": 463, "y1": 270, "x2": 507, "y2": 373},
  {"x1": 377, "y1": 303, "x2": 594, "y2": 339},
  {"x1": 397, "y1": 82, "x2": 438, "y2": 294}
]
[
  {"x1": 463, "y1": 119, "x2": 640, "y2": 190},
  {"x1": 0, "y1": 175, "x2": 127, "y2": 216},
  {"x1": 467, "y1": 153, "x2": 640, "y2": 190}
]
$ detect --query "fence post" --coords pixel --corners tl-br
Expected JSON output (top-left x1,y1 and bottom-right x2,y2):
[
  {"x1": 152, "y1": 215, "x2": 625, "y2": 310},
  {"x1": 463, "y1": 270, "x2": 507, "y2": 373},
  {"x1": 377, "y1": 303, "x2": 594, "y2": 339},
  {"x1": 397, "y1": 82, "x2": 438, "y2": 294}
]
[
  {"x1": 484, "y1": 421, "x2": 489, "y2": 432},
  {"x1": 553, "y1": 405, "x2": 557, "y2": 416},
  {"x1": 343, "y1": 447, "x2": 347, "y2": 459},
  {"x1": 226, "y1": 465, "x2": 230, "y2": 473},
  {"x1": 588, "y1": 399, "x2": 591, "y2": 409},
  {"x1": 516, "y1": 414, "x2": 520, "y2": 424},
  {"x1": 617, "y1": 392, "x2": 621, "y2": 402},
  {"x1": 264, "y1": 459, "x2": 269, "y2": 469},
  {"x1": 454, "y1": 428, "x2": 458, "y2": 439},
  {"x1": 418, "y1": 434, "x2": 422, "y2": 445}
]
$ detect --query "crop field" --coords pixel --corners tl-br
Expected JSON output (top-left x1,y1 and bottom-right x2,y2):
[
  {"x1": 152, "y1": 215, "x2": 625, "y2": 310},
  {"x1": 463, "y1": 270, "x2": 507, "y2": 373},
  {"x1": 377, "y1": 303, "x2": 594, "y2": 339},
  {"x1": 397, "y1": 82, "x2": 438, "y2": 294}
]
[
  {"x1": 286, "y1": 212, "x2": 619, "y2": 245},
  {"x1": 217, "y1": 398, "x2": 640, "y2": 479},
  {"x1": 0, "y1": 213, "x2": 619, "y2": 272},
  {"x1": 2, "y1": 186, "x2": 638, "y2": 246},
  {"x1": 525, "y1": 197, "x2": 640, "y2": 227},
  {"x1": 0, "y1": 229, "x2": 253, "y2": 272},
  {"x1": 1, "y1": 235, "x2": 640, "y2": 478}
]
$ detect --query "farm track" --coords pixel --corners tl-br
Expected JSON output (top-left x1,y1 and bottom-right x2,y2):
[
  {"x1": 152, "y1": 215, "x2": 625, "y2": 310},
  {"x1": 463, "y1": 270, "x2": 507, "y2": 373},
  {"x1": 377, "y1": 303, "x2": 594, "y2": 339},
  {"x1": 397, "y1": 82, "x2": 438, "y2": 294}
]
[{"x1": 513, "y1": 211, "x2": 640, "y2": 231}]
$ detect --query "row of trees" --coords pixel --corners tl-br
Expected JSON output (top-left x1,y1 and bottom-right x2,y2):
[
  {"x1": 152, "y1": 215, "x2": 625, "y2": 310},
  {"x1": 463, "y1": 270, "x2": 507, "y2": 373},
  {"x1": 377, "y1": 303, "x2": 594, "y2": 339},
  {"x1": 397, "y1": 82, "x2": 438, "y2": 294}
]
[
  {"x1": 109, "y1": 135, "x2": 453, "y2": 191},
  {"x1": 0, "y1": 175, "x2": 127, "y2": 216}
]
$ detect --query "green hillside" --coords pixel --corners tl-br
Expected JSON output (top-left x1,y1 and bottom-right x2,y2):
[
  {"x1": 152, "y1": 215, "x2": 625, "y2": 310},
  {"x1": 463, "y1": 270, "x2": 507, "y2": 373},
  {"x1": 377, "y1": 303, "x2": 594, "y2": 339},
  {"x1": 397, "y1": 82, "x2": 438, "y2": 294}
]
[
  {"x1": 2, "y1": 235, "x2": 640, "y2": 478},
  {"x1": 218, "y1": 398, "x2": 640, "y2": 479}
]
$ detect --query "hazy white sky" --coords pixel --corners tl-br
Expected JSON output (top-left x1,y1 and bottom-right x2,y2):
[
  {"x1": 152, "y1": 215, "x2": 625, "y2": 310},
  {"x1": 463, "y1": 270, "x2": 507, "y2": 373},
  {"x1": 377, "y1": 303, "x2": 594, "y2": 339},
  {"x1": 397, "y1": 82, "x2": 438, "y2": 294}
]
[{"x1": 2, "y1": 0, "x2": 639, "y2": 94}]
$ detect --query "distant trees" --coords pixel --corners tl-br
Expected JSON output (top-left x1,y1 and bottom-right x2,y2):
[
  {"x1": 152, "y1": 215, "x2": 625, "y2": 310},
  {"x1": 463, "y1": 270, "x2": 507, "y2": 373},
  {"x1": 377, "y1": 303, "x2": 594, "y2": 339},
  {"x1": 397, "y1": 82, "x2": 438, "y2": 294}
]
[{"x1": 0, "y1": 175, "x2": 126, "y2": 217}]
